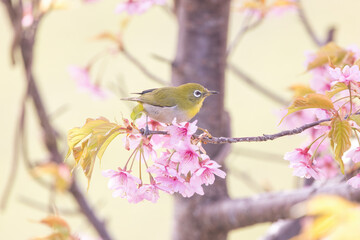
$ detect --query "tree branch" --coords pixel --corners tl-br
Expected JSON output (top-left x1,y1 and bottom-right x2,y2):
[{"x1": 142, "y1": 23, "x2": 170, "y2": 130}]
[
  {"x1": 0, "y1": 88, "x2": 28, "y2": 210},
  {"x1": 122, "y1": 47, "x2": 168, "y2": 86},
  {"x1": 226, "y1": 13, "x2": 263, "y2": 57},
  {"x1": 19, "y1": 196, "x2": 80, "y2": 216},
  {"x1": 199, "y1": 118, "x2": 330, "y2": 144},
  {"x1": 200, "y1": 180, "x2": 360, "y2": 231},
  {"x1": 21, "y1": 42, "x2": 114, "y2": 240},
  {"x1": 227, "y1": 63, "x2": 288, "y2": 106},
  {"x1": 144, "y1": 117, "x2": 329, "y2": 144},
  {"x1": 296, "y1": 0, "x2": 335, "y2": 46},
  {"x1": 0, "y1": 2, "x2": 114, "y2": 238}
]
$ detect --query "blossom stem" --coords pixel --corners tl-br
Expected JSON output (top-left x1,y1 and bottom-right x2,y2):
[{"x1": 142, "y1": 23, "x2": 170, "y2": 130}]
[
  {"x1": 226, "y1": 12, "x2": 263, "y2": 57},
  {"x1": 307, "y1": 133, "x2": 326, "y2": 150},
  {"x1": 349, "y1": 83, "x2": 353, "y2": 115},
  {"x1": 337, "y1": 99, "x2": 352, "y2": 113},
  {"x1": 353, "y1": 129, "x2": 360, "y2": 146},
  {"x1": 310, "y1": 135, "x2": 327, "y2": 162},
  {"x1": 94, "y1": 55, "x2": 110, "y2": 86},
  {"x1": 124, "y1": 147, "x2": 139, "y2": 171},
  {"x1": 86, "y1": 49, "x2": 108, "y2": 70},
  {"x1": 167, "y1": 151, "x2": 176, "y2": 164},
  {"x1": 139, "y1": 148, "x2": 142, "y2": 183},
  {"x1": 141, "y1": 150, "x2": 153, "y2": 181},
  {"x1": 129, "y1": 148, "x2": 139, "y2": 171},
  {"x1": 332, "y1": 95, "x2": 356, "y2": 104}
]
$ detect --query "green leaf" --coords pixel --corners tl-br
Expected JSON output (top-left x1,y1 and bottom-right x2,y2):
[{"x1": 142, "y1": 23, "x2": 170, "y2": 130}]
[
  {"x1": 66, "y1": 117, "x2": 110, "y2": 158},
  {"x1": 326, "y1": 82, "x2": 348, "y2": 99},
  {"x1": 289, "y1": 84, "x2": 315, "y2": 98},
  {"x1": 307, "y1": 42, "x2": 347, "y2": 70},
  {"x1": 66, "y1": 117, "x2": 125, "y2": 189},
  {"x1": 131, "y1": 103, "x2": 144, "y2": 121},
  {"x1": 281, "y1": 94, "x2": 334, "y2": 123},
  {"x1": 328, "y1": 117, "x2": 352, "y2": 174}
]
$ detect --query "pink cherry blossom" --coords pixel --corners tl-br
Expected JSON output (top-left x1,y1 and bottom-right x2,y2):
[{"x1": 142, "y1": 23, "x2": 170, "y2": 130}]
[
  {"x1": 278, "y1": 108, "x2": 316, "y2": 130},
  {"x1": 138, "y1": 183, "x2": 160, "y2": 203},
  {"x1": 181, "y1": 179, "x2": 204, "y2": 197},
  {"x1": 154, "y1": 175, "x2": 186, "y2": 194},
  {"x1": 172, "y1": 141, "x2": 200, "y2": 174},
  {"x1": 328, "y1": 65, "x2": 360, "y2": 85},
  {"x1": 284, "y1": 148, "x2": 321, "y2": 180},
  {"x1": 268, "y1": 0, "x2": 297, "y2": 17},
  {"x1": 309, "y1": 67, "x2": 332, "y2": 93},
  {"x1": 102, "y1": 168, "x2": 141, "y2": 199},
  {"x1": 135, "y1": 115, "x2": 165, "y2": 131},
  {"x1": 167, "y1": 119, "x2": 198, "y2": 144},
  {"x1": 290, "y1": 160, "x2": 321, "y2": 180},
  {"x1": 103, "y1": 118, "x2": 227, "y2": 202},
  {"x1": 22, "y1": 2, "x2": 34, "y2": 28},
  {"x1": 347, "y1": 45, "x2": 360, "y2": 60},
  {"x1": 116, "y1": 0, "x2": 166, "y2": 15},
  {"x1": 68, "y1": 66, "x2": 108, "y2": 99},
  {"x1": 83, "y1": 0, "x2": 101, "y2": 3},
  {"x1": 316, "y1": 155, "x2": 338, "y2": 179},
  {"x1": 193, "y1": 155, "x2": 226, "y2": 185},
  {"x1": 147, "y1": 152, "x2": 178, "y2": 177},
  {"x1": 116, "y1": 0, "x2": 151, "y2": 15},
  {"x1": 284, "y1": 148, "x2": 312, "y2": 163},
  {"x1": 345, "y1": 147, "x2": 360, "y2": 163},
  {"x1": 347, "y1": 174, "x2": 360, "y2": 189}
]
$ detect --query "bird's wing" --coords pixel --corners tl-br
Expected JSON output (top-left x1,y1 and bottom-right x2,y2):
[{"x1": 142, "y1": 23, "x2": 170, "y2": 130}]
[
  {"x1": 121, "y1": 88, "x2": 158, "y2": 101},
  {"x1": 132, "y1": 88, "x2": 157, "y2": 95},
  {"x1": 138, "y1": 88, "x2": 178, "y2": 107}
]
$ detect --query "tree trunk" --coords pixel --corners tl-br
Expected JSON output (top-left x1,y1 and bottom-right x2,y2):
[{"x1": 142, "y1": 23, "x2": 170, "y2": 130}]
[{"x1": 171, "y1": 0, "x2": 231, "y2": 239}]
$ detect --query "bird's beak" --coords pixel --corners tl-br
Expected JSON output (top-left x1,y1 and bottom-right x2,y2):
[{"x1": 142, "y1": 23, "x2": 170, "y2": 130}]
[{"x1": 205, "y1": 90, "x2": 218, "y2": 96}]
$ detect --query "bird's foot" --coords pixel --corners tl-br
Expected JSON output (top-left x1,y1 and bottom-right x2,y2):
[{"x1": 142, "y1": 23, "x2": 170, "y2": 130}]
[
  {"x1": 198, "y1": 127, "x2": 213, "y2": 138},
  {"x1": 140, "y1": 125, "x2": 151, "y2": 136}
]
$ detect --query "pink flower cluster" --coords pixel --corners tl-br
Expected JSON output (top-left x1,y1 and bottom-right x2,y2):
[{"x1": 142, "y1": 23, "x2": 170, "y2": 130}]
[
  {"x1": 68, "y1": 66, "x2": 109, "y2": 99},
  {"x1": 328, "y1": 65, "x2": 360, "y2": 86},
  {"x1": 281, "y1": 45, "x2": 360, "y2": 183},
  {"x1": 103, "y1": 116, "x2": 226, "y2": 203},
  {"x1": 284, "y1": 148, "x2": 321, "y2": 180},
  {"x1": 116, "y1": 0, "x2": 166, "y2": 15}
]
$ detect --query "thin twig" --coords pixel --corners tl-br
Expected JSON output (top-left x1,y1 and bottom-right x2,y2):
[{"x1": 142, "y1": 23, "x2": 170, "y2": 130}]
[
  {"x1": 143, "y1": 117, "x2": 330, "y2": 144},
  {"x1": 19, "y1": 196, "x2": 80, "y2": 216},
  {"x1": 228, "y1": 63, "x2": 289, "y2": 105},
  {"x1": 0, "y1": 2, "x2": 114, "y2": 237},
  {"x1": 226, "y1": 13, "x2": 263, "y2": 57},
  {"x1": 122, "y1": 47, "x2": 168, "y2": 85},
  {"x1": 144, "y1": 111, "x2": 360, "y2": 144},
  {"x1": 229, "y1": 168, "x2": 265, "y2": 192},
  {"x1": 0, "y1": 89, "x2": 28, "y2": 210},
  {"x1": 231, "y1": 147, "x2": 286, "y2": 164},
  {"x1": 200, "y1": 118, "x2": 330, "y2": 144},
  {"x1": 296, "y1": 0, "x2": 321, "y2": 46}
]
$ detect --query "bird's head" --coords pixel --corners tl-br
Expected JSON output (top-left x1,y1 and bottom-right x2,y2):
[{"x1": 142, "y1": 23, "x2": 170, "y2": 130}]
[{"x1": 176, "y1": 83, "x2": 218, "y2": 108}]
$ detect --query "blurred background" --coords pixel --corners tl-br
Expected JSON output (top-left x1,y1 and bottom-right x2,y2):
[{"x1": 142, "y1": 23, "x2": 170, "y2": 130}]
[{"x1": 1, "y1": 0, "x2": 360, "y2": 239}]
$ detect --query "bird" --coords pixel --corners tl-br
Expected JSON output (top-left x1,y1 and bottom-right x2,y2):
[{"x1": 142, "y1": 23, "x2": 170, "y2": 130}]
[{"x1": 121, "y1": 83, "x2": 218, "y2": 124}]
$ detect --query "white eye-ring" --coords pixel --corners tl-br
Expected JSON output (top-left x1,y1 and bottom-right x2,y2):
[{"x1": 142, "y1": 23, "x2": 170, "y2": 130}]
[{"x1": 194, "y1": 90, "x2": 202, "y2": 98}]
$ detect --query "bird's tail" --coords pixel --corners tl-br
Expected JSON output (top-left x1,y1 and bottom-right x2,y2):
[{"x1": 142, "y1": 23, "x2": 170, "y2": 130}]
[{"x1": 120, "y1": 97, "x2": 140, "y2": 102}]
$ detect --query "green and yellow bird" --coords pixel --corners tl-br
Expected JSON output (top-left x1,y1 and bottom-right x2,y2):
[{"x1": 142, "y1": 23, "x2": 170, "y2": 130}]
[{"x1": 122, "y1": 83, "x2": 218, "y2": 124}]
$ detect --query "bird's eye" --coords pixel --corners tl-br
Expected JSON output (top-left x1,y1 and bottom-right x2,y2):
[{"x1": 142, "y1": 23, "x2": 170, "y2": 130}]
[{"x1": 194, "y1": 90, "x2": 202, "y2": 98}]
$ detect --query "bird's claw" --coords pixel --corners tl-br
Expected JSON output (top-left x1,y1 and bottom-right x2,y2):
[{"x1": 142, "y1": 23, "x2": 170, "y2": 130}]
[{"x1": 140, "y1": 125, "x2": 151, "y2": 136}]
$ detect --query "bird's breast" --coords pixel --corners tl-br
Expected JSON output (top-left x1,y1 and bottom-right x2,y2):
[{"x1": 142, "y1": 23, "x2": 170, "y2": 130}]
[{"x1": 142, "y1": 104, "x2": 194, "y2": 123}]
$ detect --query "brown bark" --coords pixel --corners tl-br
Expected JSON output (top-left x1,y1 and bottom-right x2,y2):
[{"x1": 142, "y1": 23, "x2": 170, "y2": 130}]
[
  {"x1": 171, "y1": 0, "x2": 231, "y2": 239},
  {"x1": 200, "y1": 181, "x2": 360, "y2": 231}
]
